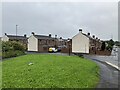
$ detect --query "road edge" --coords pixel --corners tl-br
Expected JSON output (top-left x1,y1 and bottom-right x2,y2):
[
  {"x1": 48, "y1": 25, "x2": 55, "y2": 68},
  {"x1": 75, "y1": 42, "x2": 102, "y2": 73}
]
[{"x1": 105, "y1": 61, "x2": 120, "y2": 71}]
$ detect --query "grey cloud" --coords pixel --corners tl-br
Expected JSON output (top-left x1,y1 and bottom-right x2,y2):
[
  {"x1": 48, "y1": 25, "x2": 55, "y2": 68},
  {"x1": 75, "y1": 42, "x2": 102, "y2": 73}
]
[{"x1": 2, "y1": 2, "x2": 118, "y2": 40}]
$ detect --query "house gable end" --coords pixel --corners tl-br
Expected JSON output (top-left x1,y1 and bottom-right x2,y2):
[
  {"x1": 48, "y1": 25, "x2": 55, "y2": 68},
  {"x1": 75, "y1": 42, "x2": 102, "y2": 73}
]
[{"x1": 2, "y1": 35, "x2": 9, "y2": 41}]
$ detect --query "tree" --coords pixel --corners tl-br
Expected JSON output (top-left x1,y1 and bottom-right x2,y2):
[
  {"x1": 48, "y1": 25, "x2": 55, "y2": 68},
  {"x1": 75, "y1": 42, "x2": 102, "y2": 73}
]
[
  {"x1": 108, "y1": 39, "x2": 114, "y2": 46},
  {"x1": 106, "y1": 39, "x2": 115, "y2": 51},
  {"x1": 101, "y1": 41, "x2": 106, "y2": 51}
]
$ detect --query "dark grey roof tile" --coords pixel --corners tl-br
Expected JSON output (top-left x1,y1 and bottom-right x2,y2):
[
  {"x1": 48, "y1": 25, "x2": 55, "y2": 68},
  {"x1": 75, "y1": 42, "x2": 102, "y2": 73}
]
[{"x1": 7, "y1": 35, "x2": 27, "y2": 40}]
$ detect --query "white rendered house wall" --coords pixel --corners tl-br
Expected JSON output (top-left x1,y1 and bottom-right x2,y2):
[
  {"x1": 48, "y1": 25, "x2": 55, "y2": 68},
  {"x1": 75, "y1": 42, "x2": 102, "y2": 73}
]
[
  {"x1": 28, "y1": 35, "x2": 38, "y2": 51},
  {"x1": 72, "y1": 32, "x2": 89, "y2": 53},
  {"x1": 1, "y1": 35, "x2": 9, "y2": 41}
]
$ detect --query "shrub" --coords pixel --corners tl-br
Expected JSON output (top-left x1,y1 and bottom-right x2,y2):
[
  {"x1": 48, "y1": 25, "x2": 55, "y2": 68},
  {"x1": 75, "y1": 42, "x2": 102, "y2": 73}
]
[
  {"x1": 11, "y1": 41, "x2": 26, "y2": 51},
  {"x1": 106, "y1": 45, "x2": 113, "y2": 51},
  {"x1": 2, "y1": 41, "x2": 26, "y2": 58},
  {"x1": 2, "y1": 41, "x2": 13, "y2": 52}
]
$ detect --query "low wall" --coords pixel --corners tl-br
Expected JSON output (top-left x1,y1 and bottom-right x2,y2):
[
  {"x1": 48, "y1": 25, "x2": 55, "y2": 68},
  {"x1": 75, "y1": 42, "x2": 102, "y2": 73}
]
[{"x1": 89, "y1": 49, "x2": 111, "y2": 56}]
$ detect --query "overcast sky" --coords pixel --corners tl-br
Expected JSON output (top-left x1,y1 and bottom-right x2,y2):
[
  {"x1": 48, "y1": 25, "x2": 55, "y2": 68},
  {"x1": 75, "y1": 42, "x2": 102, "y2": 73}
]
[{"x1": 2, "y1": 2, "x2": 118, "y2": 40}]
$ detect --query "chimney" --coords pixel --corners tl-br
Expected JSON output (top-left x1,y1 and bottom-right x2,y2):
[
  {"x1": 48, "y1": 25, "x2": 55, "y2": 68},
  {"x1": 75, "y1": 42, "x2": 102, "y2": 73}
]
[
  {"x1": 24, "y1": 34, "x2": 27, "y2": 37},
  {"x1": 55, "y1": 35, "x2": 57, "y2": 39},
  {"x1": 92, "y1": 35, "x2": 95, "y2": 38},
  {"x1": 5, "y1": 33, "x2": 7, "y2": 35},
  {"x1": 31, "y1": 32, "x2": 35, "y2": 35},
  {"x1": 49, "y1": 34, "x2": 51, "y2": 37},
  {"x1": 60, "y1": 37, "x2": 62, "y2": 39},
  {"x1": 87, "y1": 32, "x2": 90, "y2": 36},
  {"x1": 79, "y1": 29, "x2": 82, "y2": 33},
  {"x1": 96, "y1": 37, "x2": 98, "y2": 40}
]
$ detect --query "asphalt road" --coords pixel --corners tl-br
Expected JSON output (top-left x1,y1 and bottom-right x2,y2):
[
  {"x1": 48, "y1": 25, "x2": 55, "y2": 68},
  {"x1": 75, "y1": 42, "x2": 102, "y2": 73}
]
[
  {"x1": 95, "y1": 61, "x2": 119, "y2": 88},
  {"x1": 84, "y1": 55, "x2": 119, "y2": 88}
]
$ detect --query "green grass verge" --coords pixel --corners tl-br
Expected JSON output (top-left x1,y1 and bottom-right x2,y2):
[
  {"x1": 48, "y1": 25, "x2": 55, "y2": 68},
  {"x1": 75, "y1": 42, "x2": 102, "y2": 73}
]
[
  {"x1": 0, "y1": 61, "x2": 2, "y2": 89},
  {"x1": 0, "y1": 52, "x2": 1, "y2": 57},
  {"x1": 2, "y1": 54, "x2": 100, "y2": 88}
]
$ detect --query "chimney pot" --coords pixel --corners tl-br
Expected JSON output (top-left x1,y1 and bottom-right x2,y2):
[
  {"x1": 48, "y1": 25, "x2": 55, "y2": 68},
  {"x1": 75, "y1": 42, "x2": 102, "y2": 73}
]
[
  {"x1": 31, "y1": 32, "x2": 35, "y2": 35},
  {"x1": 87, "y1": 32, "x2": 90, "y2": 36},
  {"x1": 24, "y1": 34, "x2": 27, "y2": 37},
  {"x1": 92, "y1": 35, "x2": 95, "y2": 38},
  {"x1": 79, "y1": 29, "x2": 82, "y2": 32},
  {"x1": 60, "y1": 37, "x2": 62, "y2": 39},
  {"x1": 55, "y1": 35, "x2": 57, "y2": 38},
  {"x1": 5, "y1": 33, "x2": 7, "y2": 35},
  {"x1": 49, "y1": 34, "x2": 51, "y2": 37}
]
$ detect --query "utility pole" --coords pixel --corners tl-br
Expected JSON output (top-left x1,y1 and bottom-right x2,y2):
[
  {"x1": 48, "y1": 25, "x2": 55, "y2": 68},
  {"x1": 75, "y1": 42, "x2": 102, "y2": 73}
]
[{"x1": 16, "y1": 25, "x2": 18, "y2": 40}]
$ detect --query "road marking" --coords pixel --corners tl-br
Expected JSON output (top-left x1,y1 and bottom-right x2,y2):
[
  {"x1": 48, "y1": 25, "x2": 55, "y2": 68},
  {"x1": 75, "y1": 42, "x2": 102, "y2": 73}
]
[{"x1": 105, "y1": 61, "x2": 120, "y2": 71}]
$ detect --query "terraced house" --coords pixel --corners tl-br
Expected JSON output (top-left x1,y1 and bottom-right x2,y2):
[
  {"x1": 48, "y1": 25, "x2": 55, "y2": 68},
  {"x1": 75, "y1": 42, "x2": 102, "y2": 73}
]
[
  {"x1": 1, "y1": 33, "x2": 28, "y2": 48},
  {"x1": 27, "y1": 32, "x2": 71, "y2": 52},
  {"x1": 72, "y1": 29, "x2": 102, "y2": 54},
  {"x1": 2, "y1": 29, "x2": 103, "y2": 54}
]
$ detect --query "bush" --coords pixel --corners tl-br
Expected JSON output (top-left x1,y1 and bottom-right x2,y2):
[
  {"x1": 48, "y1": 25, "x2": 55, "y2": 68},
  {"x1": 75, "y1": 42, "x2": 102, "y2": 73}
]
[
  {"x1": 2, "y1": 41, "x2": 26, "y2": 58},
  {"x1": 2, "y1": 41, "x2": 13, "y2": 52},
  {"x1": 106, "y1": 45, "x2": 113, "y2": 51},
  {"x1": 2, "y1": 41, "x2": 26, "y2": 52},
  {"x1": 12, "y1": 41, "x2": 26, "y2": 51},
  {"x1": 2, "y1": 50, "x2": 25, "y2": 59}
]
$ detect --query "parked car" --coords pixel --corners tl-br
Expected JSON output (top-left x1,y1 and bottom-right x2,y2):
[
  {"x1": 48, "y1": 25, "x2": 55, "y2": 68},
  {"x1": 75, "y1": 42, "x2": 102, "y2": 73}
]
[
  {"x1": 57, "y1": 48, "x2": 61, "y2": 52},
  {"x1": 48, "y1": 47, "x2": 57, "y2": 53},
  {"x1": 57, "y1": 45, "x2": 67, "y2": 52}
]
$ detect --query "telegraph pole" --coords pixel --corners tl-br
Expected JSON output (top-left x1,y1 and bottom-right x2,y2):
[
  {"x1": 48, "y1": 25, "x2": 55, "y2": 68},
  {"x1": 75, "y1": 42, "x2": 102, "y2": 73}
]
[
  {"x1": 16, "y1": 25, "x2": 18, "y2": 40},
  {"x1": 16, "y1": 25, "x2": 18, "y2": 36}
]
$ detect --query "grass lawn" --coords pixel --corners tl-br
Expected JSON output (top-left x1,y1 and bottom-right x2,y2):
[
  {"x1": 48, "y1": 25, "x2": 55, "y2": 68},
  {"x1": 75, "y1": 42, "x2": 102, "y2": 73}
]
[
  {"x1": 2, "y1": 54, "x2": 100, "y2": 88},
  {"x1": 0, "y1": 52, "x2": 1, "y2": 57},
  {"x1": 0, "y1": 61, "x2": 1, "y2": 89}
]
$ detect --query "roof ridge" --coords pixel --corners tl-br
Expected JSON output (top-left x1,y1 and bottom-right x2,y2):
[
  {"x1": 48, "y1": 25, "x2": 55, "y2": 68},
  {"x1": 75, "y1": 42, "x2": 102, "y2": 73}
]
[
  {"x1": 7, "y1": 35, "x2": 25, "y2": 37},
  {"x1": 34, "y1": 35, "x2": 49, "y2": 37}
]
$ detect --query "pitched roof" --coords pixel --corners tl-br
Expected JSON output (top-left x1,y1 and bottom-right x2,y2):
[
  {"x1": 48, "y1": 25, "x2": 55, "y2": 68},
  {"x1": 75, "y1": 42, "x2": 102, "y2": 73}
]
[
  {"x1": 82, "y1": 33, "x2": 89, "y2": 38},
  {"x1": 7, "y1": 35, "x2": 27, "y2": 40},
  {"x1": 34, "y1": 35, "x2": 55, "y2": 40},
  {"x1": 72, "y1": 32, "x2": 90, "y2": 39},
  {"x1": 82, "y1": 33, "x2": 93, "y2": 39},
  {"x1": 82, "y1": 33, "x2": 101, "y2": 42}
]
